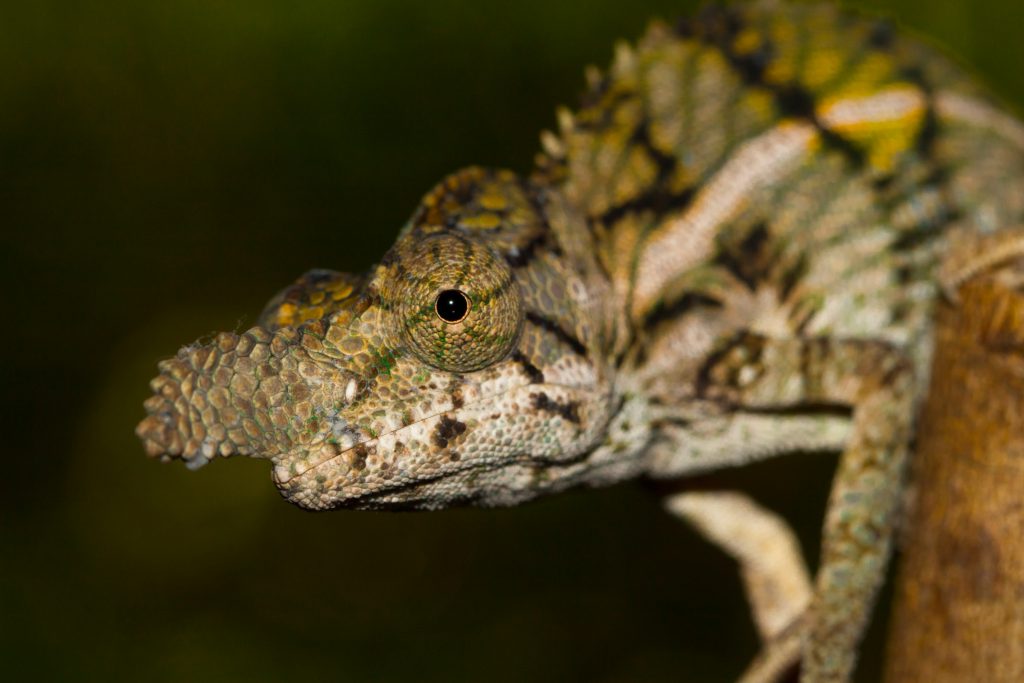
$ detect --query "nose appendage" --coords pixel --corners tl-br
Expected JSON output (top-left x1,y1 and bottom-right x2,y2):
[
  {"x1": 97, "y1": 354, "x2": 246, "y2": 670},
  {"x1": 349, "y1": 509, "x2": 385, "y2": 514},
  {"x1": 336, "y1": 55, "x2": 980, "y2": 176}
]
[
  {"x1": 136, "y1": 329, "x2": 273, "y2": 469},
  {"x1": 136, "y1": 325, "x2": 344, "y2": 470}
]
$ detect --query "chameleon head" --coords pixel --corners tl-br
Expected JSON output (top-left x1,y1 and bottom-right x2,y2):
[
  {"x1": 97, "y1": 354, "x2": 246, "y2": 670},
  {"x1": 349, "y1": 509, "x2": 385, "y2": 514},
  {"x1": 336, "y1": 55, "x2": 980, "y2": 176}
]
[{"x1": 137, "y1": 168, "x2": 616, "y2": 510}]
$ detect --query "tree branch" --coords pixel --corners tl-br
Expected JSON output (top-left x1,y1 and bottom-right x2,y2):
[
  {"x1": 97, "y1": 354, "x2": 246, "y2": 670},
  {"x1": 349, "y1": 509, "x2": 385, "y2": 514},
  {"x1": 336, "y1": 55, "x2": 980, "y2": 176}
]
[{"x1": 884, "y1": 275, "x2": 1024, "y2": 682}]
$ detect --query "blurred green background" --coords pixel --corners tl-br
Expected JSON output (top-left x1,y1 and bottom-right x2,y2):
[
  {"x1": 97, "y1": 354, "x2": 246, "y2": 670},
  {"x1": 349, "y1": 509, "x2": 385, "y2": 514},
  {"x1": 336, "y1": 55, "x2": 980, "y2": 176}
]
[{"x1": 2, "y1": 1, "x2": 1021, "y2": 681}]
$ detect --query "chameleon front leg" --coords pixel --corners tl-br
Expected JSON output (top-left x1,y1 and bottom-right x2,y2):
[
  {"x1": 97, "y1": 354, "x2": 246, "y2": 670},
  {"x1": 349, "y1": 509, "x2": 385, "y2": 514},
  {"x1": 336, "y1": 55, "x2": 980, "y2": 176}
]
[
  {"x1": 665, "y1": 491, "x2": 812, "y2": 643},
  {"x1": 666, "y1": 491, "x2": 810, "y2": 683},
  {"x1": 699, "y1": 333, "x2": 915, "y2": 683}
]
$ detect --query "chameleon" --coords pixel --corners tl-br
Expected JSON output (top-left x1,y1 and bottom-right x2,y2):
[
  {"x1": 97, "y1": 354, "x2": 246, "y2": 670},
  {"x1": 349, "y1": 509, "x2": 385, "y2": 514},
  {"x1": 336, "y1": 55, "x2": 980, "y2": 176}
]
[{"x1": 136, "y1": 1, "x2": 1024, "y2": 681}]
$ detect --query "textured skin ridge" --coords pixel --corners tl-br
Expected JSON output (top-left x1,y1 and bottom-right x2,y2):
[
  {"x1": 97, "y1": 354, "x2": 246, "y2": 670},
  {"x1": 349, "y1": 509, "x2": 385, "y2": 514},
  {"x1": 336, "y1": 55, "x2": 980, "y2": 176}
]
[
  {"x1": 138, "y1": 3, "x2": 1024, "y2": 681},
  {"x1": 137, "y1": 323, "x2": 358, "y2": 469}
]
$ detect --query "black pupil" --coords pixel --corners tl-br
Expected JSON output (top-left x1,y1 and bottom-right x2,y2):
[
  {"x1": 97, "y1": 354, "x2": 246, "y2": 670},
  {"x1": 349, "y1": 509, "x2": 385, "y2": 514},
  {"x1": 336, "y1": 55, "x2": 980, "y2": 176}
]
[{"x1": 435, "y1": 289, "x2": 470, "y2": 323}]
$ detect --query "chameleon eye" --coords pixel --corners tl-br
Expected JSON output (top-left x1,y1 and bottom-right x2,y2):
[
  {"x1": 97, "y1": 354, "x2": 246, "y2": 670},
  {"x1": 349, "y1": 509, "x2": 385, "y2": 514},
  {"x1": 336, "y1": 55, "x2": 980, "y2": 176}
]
[
  {"x1": 434, "y1": 289, "x2": 470, "y2": 323},
  {"x1": 383, "y1": 234, "x2": 523, "y2": 373}
]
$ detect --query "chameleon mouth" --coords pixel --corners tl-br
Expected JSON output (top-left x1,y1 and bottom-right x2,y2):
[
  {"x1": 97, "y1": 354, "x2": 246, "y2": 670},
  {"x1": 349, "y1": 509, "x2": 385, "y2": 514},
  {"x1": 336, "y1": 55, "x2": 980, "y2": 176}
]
[
  {"x1": 273, "y1": 378, "x2": 537, "y2": 486},
  {"x1": 274, "y1": 371, "x2": 609, "y2": 511},
  {"x1": 272, "y1": 371, "x2": 600, "y2": 511}
]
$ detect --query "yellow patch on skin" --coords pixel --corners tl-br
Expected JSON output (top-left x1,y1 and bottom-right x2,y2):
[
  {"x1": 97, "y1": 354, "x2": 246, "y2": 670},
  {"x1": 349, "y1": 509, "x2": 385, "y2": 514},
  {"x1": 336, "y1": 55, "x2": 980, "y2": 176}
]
[
  {"x1": 817, "y1": 85, "x2": 926, "y2": 171},
  {"x1": 298, "y1": 305, "x2": 325, "y2": 324},
  {"x1": 276, "y1": 302, "x2": 298, "y2": 326},
  {"x1": 279, "y1": 302, "x2": 333, "y2": 327},
  {"x1": 821, "y1": 52, "x2": 898, "y2": 100},
  {"x1": 744, "y1": 89, "x2": 777, "y2": 122},
  {"x1": 802, "y1": 48, "x2": 845, "y2": 92},
  {"x1": 329, "y1": 282, "x2": 354, "y2": 301},
  {"x1": 732, "y1": 28, "x2": 762, "y2": 56},
  {"x1": 461, "y1": 212, "x2": 502, "y2": 230},
  {"x1": 478, "y1": 189, "x2": 509, "y2": 211},
  {"x1": 615, "y1": 146, "x2": 660, "y2": 207},
  {"x1": 762, "y1": 17, "x2": 799, "y2": 85}
]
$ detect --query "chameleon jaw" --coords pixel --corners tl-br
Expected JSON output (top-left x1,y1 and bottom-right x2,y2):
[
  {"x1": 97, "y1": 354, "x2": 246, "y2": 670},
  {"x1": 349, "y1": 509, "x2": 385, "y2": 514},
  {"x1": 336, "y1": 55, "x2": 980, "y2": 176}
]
[{"x1": 270, "y1": 379, "x2": 613, "y2": 511}]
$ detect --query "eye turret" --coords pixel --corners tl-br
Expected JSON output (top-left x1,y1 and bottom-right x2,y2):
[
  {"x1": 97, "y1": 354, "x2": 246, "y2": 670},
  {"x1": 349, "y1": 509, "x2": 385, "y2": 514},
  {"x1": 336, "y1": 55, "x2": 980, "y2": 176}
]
[{"x1": 383, "y1": 234, "x2": 523, "y2": 373}]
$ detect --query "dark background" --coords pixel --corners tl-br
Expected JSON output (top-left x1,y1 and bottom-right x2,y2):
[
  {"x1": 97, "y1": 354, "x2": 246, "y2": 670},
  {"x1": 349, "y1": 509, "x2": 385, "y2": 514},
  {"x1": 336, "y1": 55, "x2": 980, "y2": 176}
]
[{"x1": 3, "y1": 2, "x2": 1021, "y2": 681}]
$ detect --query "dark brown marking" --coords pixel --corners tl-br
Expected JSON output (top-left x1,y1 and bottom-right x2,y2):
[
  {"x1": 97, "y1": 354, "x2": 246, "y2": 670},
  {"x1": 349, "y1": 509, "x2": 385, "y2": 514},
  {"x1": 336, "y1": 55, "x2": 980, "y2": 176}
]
[
  {"x1": 714, "y1": 221, "x2": 772, "y2": 291},
  {"x1": 673, "y1": 16, "x2": 696, "y2": 38},
  {"x1": 631, "y1": 119, "x2": 677, "y2": 179},
  {"x1": 778, "y1": 252, "x2": 808, "y2": 301},
  {"x1": 504, "y1": 231, "x2": 551, "y2": 269},
  {"x1": 572, "y1": 89, "x2": 635, "y2": 133},
  {"x1": 899, "y1": 66, "x2": 938, "y2": 159},
  {"x1": 598, "y1": 186, "x2": 696, "y2": 231},
  {"x1": 790, "y1": 298, "x2": 819, "y2": 335},
  {"x1": 349, "y1": 444, "x2": 368, "y2": 471},
  {"x1": 651, "y1": 415, "x2": 695, "y2": 430},
  {"x1": 695, "y1": 331, "x2": 767, "y2": 399},
  {"x1": 880, "y1": 352, "x2": 912, "y2": 388},
  {"x1": 578, "y1": 68, "x2": 612, "y2": 110},
  {"x1": 519, "y1": 179, "x2": 562, "y2": 248},
  {"x1": 891, "y1": 206, "x2": 963, "y2": 252},
  {"x1": 870, "y1": 173, "x2": 898, "y2": 197},
  {"x1": 642, "y1": 292, "x2": 724, "y2": 330},
  {"x1": 531, "y1": 391, "x2": 581, "y2": 424},
  {"x1": 922, "y1": 165, "x2": 951, "y2": 187},
  {"x1": 434, "y1": 415, "x2": 467, "y2": 449},
  {"x1": 524, "y1": 312, "x2": 588, "y2": 357},
  {"x1": 867, "y1": 19, "x2": 895, "y2": 51},
  {"x1": 589, "y1": 116, "x2": 694, "y2": 228},
  {"x1": 776, "y1": 85, "x2": 864, "y2": 166},
  {"x1": 510, "y1": 350, "x2": 545, "y2": 383},
  {"x1": 473, "y1": 270, "x2": 515, "y2": 305}
]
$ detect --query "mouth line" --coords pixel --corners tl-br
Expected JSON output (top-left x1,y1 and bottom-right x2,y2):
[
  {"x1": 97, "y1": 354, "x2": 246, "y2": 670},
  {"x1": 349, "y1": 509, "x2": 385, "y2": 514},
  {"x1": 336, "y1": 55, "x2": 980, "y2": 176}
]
[{"x1": 320, "y1": 456, "x2": 520, "y2": 509}]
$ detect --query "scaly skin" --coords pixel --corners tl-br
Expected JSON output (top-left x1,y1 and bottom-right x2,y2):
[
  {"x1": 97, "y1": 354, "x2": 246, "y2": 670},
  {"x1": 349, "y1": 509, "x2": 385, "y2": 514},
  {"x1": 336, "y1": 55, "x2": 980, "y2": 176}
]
[{"x1": 137, "y1": 2, "x2": 1024, "y2": 681}]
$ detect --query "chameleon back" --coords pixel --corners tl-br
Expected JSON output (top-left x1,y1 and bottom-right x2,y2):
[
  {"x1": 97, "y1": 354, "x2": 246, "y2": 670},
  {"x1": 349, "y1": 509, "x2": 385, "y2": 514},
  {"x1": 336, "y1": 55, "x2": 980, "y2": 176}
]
[{"x1": 538, "y1": 1, "x2": 1024, "y2": 385}]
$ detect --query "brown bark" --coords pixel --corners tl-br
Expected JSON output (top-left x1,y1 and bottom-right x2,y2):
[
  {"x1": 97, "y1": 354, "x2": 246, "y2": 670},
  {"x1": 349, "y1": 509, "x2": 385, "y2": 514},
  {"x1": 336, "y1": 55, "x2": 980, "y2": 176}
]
[{"x1": 884, "y1": 277, "x2": 1024, "y2": 682}]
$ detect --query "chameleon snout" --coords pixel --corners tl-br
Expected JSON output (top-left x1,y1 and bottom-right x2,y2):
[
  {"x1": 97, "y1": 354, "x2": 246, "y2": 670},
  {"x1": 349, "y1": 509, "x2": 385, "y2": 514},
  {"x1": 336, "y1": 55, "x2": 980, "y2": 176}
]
[{"x1": 137, "y1": 326, "x2": 356, "y2": 471}]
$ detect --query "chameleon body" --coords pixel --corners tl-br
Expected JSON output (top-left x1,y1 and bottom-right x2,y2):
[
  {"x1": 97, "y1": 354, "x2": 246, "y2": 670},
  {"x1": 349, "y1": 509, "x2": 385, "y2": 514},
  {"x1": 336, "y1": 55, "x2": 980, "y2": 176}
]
[{"x1": 137, "y1": 2, "x2": 1024, "y2": 681}]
